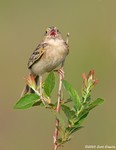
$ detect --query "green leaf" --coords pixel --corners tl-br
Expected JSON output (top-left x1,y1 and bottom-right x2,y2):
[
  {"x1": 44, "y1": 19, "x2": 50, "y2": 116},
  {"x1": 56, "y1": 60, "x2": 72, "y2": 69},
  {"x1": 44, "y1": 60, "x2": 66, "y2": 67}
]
[
  {"x1": 62, "y1": 80, "x2": 81, "y2": 111},
  {"x1": 61, "y1": 105, "x2": 76, "y2": 121},
  {"x1": 56, "y1": 137, "x2": 71, "y2": 146},
  {"x1": 88, "y1": 98, "x2": 104, "y2": 110},
  {"x1": 67, "y1": 126, "x2": 83, "y2": 135},
  {"x1": 63, "y1": 98, "x2": 72, "y2": 104},
  {"x1": 45, "y1": 103, "x2": 56, "y2": 110},
  {"x1": 14, "y1": 94, "x2": 39, "y2": 109},
  {"x1": 75, "y1": 110, "x2": 89, "y2": 126},
  {"x1": 32, "y1": 100, "x2": 44, "y2": 107},
  {"x1": 75, "y1": 98, "x2": 104, "y2": 125},
  {"x1": 44, "y1": 72, "x2": 55, "y2": 97}
]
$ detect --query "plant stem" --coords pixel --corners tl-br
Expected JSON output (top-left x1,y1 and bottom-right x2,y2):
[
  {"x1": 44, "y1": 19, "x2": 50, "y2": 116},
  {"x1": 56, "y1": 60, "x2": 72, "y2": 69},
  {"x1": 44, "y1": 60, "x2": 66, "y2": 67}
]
[{"x1": 53, "y1": 71, "x2": 63, "y2": 150}]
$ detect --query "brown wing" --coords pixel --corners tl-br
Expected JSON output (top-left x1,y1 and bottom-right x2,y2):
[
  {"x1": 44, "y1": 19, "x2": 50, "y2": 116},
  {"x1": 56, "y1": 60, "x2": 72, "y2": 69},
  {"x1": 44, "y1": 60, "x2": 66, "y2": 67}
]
[{"x1": 28, "y1": 43, "x2": 48, "y2": 68}]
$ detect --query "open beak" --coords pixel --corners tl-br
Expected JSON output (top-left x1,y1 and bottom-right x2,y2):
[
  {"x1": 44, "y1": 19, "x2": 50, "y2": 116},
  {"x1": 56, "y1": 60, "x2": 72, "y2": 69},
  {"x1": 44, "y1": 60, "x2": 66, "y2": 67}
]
[{"x1": 50, "y1": 29, "x2": 57, "y2": 37}]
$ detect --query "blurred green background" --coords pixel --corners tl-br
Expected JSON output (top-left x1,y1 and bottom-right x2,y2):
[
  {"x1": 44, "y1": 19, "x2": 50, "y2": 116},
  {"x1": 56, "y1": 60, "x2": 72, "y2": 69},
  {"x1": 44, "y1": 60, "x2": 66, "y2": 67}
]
[{"x1": 0, "y1": 0, "x2": 116, "y2": 149}]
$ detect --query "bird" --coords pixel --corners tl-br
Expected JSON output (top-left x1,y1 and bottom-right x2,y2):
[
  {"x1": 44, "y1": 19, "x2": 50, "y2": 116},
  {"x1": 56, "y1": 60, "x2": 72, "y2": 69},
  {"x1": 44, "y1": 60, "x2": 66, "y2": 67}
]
[{"x1": 21, "y1": 26, "x2": 69, "y2": 103}]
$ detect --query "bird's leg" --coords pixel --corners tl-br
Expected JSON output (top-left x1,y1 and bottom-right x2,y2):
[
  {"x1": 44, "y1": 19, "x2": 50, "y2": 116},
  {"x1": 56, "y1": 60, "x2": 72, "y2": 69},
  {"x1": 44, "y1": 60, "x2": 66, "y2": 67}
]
[
  {"x1": 54, "y1": 62, "x2": 65, "y2": 79},
  {"x1": 39, "y1": 75, "x2": 45, "y2": 105},
  {"x1": 58, "y1": 67, "x2": 64, "y2": 79},
  {"x1": 60, "y1": 62, "x2": 65, "y2": 79}
]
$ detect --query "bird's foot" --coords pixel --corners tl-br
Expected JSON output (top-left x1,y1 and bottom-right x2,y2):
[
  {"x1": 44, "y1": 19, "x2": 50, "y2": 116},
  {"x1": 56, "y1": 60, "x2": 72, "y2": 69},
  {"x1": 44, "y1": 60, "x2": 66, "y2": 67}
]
[{"x1": 54, "y1": 68, "x2": 64, "y2": 79}]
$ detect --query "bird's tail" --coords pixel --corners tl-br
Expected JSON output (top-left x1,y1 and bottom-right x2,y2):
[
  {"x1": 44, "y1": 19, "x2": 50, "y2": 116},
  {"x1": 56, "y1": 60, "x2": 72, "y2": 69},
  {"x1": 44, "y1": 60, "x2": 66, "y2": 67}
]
[
  {"x1": 20, "y1": 84, "x2": 29, "y2": 97},
  {"x1": 20, "y1": 75, "x2": 39, "y2": 97}
]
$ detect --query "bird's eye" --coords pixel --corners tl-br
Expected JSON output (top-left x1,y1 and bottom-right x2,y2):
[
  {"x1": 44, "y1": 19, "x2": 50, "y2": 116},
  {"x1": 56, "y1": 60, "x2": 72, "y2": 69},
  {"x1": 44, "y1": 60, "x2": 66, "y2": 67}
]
[
  {"x1": 57, "y1": 29, "x2": 59, "y2": 32},
  {"x1": 45, "y1": 30, "x2": 47, "y2": 34}
]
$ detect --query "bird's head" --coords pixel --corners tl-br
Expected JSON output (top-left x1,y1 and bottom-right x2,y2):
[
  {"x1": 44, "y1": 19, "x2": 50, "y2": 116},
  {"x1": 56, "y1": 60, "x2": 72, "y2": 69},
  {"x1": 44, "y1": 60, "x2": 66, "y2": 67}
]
[{"x1": 44, "y1": 26, "x2": 62, "y2": 39}]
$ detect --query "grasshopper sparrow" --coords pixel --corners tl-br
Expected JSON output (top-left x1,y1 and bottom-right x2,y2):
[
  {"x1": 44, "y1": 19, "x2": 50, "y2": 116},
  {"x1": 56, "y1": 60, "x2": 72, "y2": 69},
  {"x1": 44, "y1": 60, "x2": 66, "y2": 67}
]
[{"x1": 21, "y1": 26, "x2": 69, "y2": 102}]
